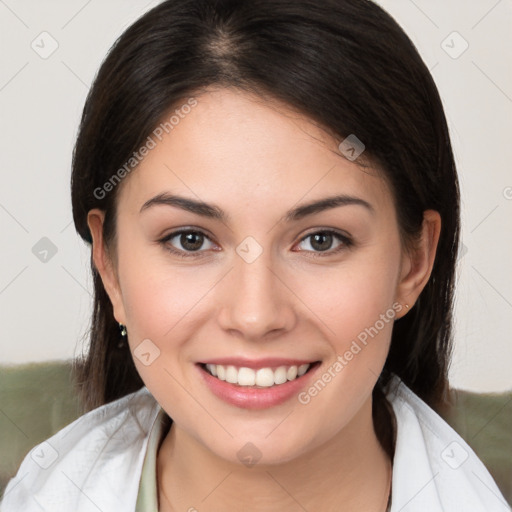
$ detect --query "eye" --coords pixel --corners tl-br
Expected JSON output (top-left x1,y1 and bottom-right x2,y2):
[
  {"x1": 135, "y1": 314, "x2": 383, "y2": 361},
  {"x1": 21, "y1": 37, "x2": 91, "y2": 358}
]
[
  {"x1": 159, "y1": 228, "x2": 353, "y2": 259},
  {"x1": 295, "y1": 230, "x2": 352, "y2": 257},
  {"x1": 159, "y1": 229, "x2": 216, "y2": 258}
]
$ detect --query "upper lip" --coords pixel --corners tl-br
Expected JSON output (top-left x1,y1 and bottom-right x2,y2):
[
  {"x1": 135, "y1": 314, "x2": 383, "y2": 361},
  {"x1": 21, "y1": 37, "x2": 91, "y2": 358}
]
[{"x1": 198, "y1": 357, "x2": 317, "y2": 369}]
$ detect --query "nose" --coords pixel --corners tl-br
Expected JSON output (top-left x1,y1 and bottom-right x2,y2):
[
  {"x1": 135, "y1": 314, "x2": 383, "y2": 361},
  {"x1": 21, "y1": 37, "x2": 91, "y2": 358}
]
[{"x1": 217, "y1": 249, "x2": 296, "y2": 342}]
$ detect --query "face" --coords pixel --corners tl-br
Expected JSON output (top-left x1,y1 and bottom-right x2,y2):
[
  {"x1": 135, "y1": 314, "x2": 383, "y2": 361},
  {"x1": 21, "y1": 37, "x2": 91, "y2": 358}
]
[{"x1": 89, "y1": 87, "x2": 437, "y2": 466}]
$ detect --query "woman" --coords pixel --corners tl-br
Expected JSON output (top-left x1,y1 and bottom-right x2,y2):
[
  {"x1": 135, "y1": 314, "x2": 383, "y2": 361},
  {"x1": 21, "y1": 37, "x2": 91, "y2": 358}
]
[{"x1": 1, "y1": 0, "x2": 507, "y2": 510}]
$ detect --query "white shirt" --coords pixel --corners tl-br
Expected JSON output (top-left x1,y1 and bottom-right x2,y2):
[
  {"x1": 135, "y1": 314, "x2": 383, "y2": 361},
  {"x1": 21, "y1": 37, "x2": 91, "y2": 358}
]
[{"x1": 1, "y1": 375, "x2": 509, "y2": 512}]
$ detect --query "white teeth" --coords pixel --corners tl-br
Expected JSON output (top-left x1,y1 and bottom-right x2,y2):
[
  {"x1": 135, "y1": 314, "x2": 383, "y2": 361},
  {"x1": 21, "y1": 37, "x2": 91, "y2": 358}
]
[
  {"x1": 238, "y1": 367, "x2": 256, "y2": 386},
  {"x1": 286, "y1": 366, "x2": 298, "y2": 380},
  {"x1": 255, "y1": 368, "x2": 274, "y2": 387},
  {"x1": 274, "y1": 366, "x2": 288, "y2": 385},
  {"x1": 216, "y1": 365, "x2": 226, "y2": 381},
  {"x1": 206, "y1": 363, "x2": 217, "y2": 376},
  {"x1": 225, "y1": 365, "x2": 238, "y2": 384},
  {"x1": 298, "y1": 364, "x2": 309, "y2": 376},
  {"x1": 204, "y1": 363, "x2": 312, "y2": 387}
]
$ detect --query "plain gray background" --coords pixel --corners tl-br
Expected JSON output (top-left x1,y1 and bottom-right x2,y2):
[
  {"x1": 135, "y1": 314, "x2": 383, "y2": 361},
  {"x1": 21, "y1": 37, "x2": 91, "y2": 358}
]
[{"x1": 0, "y1": 0, "x2": 511, "y2": 392}]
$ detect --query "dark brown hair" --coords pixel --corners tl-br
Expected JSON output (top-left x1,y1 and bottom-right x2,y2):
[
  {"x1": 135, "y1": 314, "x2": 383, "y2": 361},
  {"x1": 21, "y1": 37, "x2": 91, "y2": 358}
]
[{"x1": 71, "y1": 0, "x2": 460, "y2": 447}]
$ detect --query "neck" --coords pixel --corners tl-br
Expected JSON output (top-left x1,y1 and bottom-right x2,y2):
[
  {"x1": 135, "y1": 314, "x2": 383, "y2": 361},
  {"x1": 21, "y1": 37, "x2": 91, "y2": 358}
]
[{"x1": 157, "y1": 396, "x2": 392, "y2": 512}]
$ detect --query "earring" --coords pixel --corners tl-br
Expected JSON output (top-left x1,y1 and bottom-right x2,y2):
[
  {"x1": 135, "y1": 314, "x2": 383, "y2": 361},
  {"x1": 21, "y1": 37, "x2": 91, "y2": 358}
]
[{"x1": 118, "y1": 323, "x2": 127, "y2": 348}]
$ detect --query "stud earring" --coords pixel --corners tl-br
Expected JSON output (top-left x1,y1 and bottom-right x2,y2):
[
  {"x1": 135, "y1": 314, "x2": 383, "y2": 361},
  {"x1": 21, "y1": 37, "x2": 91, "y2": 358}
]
[{"x1": 117, "y1": 323, "x2": 127, "y2": 349}]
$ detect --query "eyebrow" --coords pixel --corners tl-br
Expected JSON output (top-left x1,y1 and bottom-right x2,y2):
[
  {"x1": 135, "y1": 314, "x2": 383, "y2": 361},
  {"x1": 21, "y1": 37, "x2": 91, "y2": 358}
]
[{"x1": 139, "y1": 192, "x2": 374, "y2": 223}]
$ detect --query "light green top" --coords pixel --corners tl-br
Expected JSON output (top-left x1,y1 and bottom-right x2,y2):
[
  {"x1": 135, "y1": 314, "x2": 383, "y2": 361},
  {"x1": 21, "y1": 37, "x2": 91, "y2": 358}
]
[{"x1": 135, "y1": 408, "x2": 171, "y2": 512}]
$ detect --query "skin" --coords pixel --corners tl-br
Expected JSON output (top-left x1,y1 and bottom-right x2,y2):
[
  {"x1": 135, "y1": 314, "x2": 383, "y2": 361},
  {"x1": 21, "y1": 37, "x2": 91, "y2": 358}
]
[{"x1": 88, "y1": 87, "x2": 441, "y2": 511}]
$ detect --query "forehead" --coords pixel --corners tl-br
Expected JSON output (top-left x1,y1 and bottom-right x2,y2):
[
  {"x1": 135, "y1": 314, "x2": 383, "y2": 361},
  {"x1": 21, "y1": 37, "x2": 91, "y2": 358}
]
[{"x1": 118, "y1": 87, "x2": 393, "y2": 219}]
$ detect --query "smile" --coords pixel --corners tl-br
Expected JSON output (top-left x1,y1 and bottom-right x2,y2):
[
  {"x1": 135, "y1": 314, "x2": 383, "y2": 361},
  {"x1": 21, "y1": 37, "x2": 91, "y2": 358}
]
[
  {"x1": 203, "y1": 363, "x2": 311, "y2": 387},
  {"x1": 196, "y1": 359, "x2": 321, "y2": 409}
]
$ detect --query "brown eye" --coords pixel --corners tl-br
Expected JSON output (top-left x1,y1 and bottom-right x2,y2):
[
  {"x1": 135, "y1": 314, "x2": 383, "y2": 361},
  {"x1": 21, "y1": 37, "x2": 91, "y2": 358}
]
[
  {"x1": 178, "y1": 232, "x2": 204, "y2": 251},
  {"x1": 160, "y1": 229, "x2": 215, "y2": 258},
  {"x1": 309, "y1": 232, "x2": 334, "y2": 251},
  {"x1": 296, "y1": 230, "x2": 352, "y2": 257}
]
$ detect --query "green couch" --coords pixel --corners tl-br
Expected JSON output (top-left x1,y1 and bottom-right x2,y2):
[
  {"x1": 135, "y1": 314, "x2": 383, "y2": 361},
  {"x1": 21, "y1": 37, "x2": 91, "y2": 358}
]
[{"x1": 1, "y1": 362, "x2": 510, "y2": 504}]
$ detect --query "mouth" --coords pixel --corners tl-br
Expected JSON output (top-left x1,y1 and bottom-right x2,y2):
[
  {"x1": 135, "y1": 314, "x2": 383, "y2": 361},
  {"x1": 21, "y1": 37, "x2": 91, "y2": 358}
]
[
  {"x1": 195, "y1": 359, "x2": 322, "y2": 409},
  {"x1": 199, "y1": 361, "x2": 319, "y2": 388}
]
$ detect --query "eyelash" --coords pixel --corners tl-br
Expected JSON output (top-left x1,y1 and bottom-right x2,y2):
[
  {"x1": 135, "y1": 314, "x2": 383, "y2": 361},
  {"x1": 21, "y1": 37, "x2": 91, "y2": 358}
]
[{"x1": 158, "y1": 228, "x2": 353, "y2": 259}]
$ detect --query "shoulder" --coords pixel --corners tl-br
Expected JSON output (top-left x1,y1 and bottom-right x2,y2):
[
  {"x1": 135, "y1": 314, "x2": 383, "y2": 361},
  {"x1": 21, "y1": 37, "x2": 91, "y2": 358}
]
[
  {"x1": 386, "y1": 376, "x2": 508, "y2": 511},
  {"x1": 0, "y1": 386, "x2": 161, "y2": 512}
]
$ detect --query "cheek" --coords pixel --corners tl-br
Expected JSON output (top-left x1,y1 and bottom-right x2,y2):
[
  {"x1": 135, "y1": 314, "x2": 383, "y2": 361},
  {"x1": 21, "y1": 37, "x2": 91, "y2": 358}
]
[
  {"x1": 296, "y1": 251, "x2": 401, "y2": 347},
  {"x1": 290, "y1": 245, "x2": 401, "y2": 427},
  {"x1": 123, "y1": 271, "x2": 200, "y2": 339},
  {"x1": 114, "y1": 239, "x2": 198, "y2": 368},
  {"x1": 116, "y1": 244, "x2": 231, "y2": 403},
  {"x1": 292, "y1": 243, "x2": 401, "y2": 407},
  {"x1": 118, "y1": 262, "x2": 210, "y2": 410},
  {"x1": 115, "y1": 227, "x2": 211, "y2": 337}
]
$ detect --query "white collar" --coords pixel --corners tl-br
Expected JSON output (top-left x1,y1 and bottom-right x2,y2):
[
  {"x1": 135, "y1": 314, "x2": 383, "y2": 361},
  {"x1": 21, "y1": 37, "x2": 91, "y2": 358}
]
[{"x1": 1, "y1": 376, "x2": 508, "y2": 511}]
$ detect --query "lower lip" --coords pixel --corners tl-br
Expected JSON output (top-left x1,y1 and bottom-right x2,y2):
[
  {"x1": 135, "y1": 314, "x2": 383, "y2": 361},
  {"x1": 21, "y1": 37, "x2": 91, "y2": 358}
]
[{"x1": 196, "y1": 362, "x2": 321, "y2": 410}]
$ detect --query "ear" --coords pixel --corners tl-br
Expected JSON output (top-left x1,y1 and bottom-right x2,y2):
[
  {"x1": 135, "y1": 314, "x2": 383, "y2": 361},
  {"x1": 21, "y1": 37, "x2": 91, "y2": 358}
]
[
  {"x1": 87, "y1": 208, "x2": 127, "y2": 325},
  {"x1": 394, "y1": 210, "x2": 441, "y2": 319}
]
